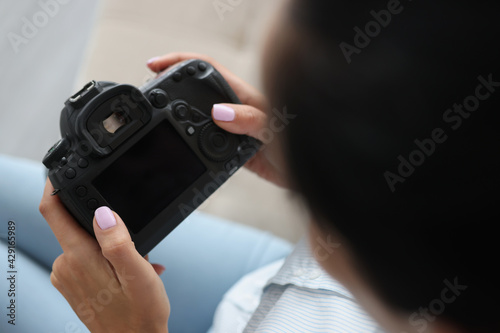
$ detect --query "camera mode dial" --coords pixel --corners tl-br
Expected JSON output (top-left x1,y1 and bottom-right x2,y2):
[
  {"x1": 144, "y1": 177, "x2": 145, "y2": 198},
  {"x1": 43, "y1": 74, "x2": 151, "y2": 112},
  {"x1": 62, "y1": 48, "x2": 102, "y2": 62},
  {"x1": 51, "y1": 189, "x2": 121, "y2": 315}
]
[{"x1": 43, "y1": 138, "x2": 70, "y2": 169}]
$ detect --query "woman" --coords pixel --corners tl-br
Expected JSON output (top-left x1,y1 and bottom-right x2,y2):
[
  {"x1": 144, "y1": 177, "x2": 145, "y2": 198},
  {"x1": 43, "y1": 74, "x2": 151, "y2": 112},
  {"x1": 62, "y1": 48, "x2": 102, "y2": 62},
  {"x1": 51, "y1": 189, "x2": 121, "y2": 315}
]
[{"x1": 5, "y1": 0, "x2": 500, "y2": 332}]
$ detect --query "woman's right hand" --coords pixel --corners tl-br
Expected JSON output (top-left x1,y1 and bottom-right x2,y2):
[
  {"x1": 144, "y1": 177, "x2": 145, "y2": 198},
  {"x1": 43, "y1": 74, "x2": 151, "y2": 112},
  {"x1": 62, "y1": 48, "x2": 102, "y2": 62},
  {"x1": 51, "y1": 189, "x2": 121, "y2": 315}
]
[{"x1": 147, "y1": 52, "x2": 288, "y2": 188}]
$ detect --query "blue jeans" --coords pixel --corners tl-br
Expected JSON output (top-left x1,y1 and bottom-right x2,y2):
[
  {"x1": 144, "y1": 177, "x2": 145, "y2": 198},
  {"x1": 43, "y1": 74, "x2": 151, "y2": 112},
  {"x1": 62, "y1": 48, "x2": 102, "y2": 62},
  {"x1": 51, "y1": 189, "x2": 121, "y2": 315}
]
[{"x1": 0, "y1": 154, "x2": 293, "y2": 333}]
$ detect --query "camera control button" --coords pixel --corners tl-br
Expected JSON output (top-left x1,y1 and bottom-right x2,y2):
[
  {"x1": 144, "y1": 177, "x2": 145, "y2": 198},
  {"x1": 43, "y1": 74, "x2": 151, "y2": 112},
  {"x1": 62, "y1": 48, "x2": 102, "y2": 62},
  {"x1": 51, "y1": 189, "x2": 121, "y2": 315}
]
[
  {"x1": 78, "y1": 158, "x2": 89, "y2": 168},
  {"x1": 212, "y1": 134, "x2": 226, "y2": 148},
  {"x1": 191, "y1": 111, "x2": 205, "y2": 124},
  {"x1": 173, "y1": 72, "x2": 182, "y2": 82},
  {"x1": 198, "y1": 62, "x2": 207, "y2": 71},
  {"x1": 175, "y1": 105, "x2": 189, "y2": 120},
  {"x1": 225, "y1": 157, "x2": 240, "y2": 175},
  {"x1": 199, "y1": 124, "x2": 238, "y2": 162},
  {"x1": 187, "y1": 66, "x2": 196, "y2": 75},
  {"x1": 76, "y1": 186, "x2": 88, "y2": 197},
  {"x1": 149, "y1": 89, "x2": 168, "y2": 108},
  {"x1": 80, "y1": 142, "x2": 91, "y2": 154},
  {"x1": 87, "y1": 199, "x2": 99, "y2": 211},
  {"x1": 65, "y1": 168, "x2": 76, "y2": 179},
  {"x1": 186, "y1": 126, "x2": 195, "y2": 136}
]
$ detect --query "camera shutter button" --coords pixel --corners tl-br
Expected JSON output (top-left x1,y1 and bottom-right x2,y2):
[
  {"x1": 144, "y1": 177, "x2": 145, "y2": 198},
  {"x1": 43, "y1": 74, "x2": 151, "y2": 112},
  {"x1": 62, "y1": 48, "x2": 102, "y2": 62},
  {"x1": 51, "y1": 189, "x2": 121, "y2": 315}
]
[{"x1": 149, "y1": 89, "x2": 168, "y2": 108}]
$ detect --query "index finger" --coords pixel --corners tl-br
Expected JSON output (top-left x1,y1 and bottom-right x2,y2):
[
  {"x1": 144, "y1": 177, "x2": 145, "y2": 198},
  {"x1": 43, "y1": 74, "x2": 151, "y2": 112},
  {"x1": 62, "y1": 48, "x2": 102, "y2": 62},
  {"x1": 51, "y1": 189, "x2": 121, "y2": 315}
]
[{"x1": 39, "y1": 179, "x2": 97, "y2": 252}]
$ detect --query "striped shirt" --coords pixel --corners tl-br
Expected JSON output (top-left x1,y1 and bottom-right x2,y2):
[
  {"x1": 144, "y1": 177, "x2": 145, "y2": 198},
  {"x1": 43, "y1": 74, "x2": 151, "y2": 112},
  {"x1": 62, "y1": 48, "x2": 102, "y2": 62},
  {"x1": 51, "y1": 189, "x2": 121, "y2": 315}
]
[{"x1": 210, "y1": 238, "x2": 385, "y2": 333}]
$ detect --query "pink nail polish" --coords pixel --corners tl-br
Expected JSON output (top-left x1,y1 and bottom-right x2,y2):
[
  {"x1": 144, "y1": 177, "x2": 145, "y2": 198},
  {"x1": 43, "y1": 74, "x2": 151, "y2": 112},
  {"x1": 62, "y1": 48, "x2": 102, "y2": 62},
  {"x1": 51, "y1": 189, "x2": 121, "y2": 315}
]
[
  {"x1": 95, "y1": 206, "x2": 117, "y2": 230},
  {"x1": 213, "y1": 104, "x2": 235, "y2": 121},
  {"x1": 147, "y1": 56, "x2": 159, "y2": 65}
]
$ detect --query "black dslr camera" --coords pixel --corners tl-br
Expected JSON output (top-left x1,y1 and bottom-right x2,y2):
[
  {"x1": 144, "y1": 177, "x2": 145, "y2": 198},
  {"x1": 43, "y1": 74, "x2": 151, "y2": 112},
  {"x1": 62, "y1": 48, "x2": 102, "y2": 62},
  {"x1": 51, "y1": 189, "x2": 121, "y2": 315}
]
[{"x1": 43, "y1": 59, "x2": 260, "y2": 255}]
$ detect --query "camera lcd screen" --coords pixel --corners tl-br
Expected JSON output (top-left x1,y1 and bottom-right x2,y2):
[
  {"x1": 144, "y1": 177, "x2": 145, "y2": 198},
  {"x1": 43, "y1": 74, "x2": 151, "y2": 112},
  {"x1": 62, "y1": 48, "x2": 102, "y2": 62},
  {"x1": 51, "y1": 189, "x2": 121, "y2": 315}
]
[{"x1": 93, "y1": 121, "x2": 206, "y2": 234}]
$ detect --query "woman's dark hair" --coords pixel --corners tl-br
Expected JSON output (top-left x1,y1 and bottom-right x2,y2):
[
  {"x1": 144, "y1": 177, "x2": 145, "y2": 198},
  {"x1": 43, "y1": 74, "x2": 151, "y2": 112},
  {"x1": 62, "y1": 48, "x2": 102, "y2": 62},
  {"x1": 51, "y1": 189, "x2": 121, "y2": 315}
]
[{"x1": 267, "y1": 0, "x2": 500, "y2": 331}]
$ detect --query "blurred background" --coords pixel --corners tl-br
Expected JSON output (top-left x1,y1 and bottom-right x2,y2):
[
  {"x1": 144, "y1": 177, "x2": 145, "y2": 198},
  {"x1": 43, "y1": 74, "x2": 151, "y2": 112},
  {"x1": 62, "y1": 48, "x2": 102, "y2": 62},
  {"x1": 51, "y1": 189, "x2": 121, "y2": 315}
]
[{"x1": 0, "y1": 0, "x2": 307, "y2": 243}]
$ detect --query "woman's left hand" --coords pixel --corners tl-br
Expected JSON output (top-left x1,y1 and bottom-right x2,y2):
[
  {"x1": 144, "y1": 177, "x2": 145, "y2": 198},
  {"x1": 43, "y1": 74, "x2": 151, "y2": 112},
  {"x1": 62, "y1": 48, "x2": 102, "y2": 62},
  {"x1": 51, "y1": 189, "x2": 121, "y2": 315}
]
[{"x1": 39, "y1": 179, "x2": 170, "y2": 333}]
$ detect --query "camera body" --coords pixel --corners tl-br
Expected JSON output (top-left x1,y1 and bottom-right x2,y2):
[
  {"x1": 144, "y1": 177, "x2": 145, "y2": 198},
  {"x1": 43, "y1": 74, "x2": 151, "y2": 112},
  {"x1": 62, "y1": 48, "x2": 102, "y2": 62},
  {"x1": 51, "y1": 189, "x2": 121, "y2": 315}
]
[{"x1": 43, "y1": 59, "x2": 260, "y2": 255}]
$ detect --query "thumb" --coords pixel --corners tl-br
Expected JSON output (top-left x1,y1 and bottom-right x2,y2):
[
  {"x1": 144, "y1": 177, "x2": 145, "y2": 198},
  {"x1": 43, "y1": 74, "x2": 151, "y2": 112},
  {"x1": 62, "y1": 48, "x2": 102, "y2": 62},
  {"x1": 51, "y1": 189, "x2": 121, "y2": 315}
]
[
  {"x1": 93, "y1": 206, "x2": 152, "y2": 283},
  {"x1": 212, "y1": 103, "x2": 267, "y2": 140}
]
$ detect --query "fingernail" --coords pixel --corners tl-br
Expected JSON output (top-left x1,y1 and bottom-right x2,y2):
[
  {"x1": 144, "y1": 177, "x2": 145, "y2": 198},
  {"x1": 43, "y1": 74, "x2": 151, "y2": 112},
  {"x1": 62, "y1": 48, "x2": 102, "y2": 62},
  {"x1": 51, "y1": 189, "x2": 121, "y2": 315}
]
[
  {"x1": 147, "y1": 56, "x2": 159, "y2": 65},
  {"x1": 213, "y1": 104, "x2": 235, "y2": 121},
  {"x1": 95, "y1": 206, "x2": 117, "y2": 230}
]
